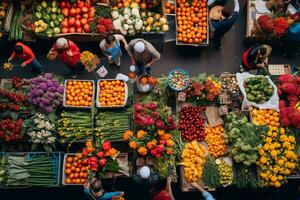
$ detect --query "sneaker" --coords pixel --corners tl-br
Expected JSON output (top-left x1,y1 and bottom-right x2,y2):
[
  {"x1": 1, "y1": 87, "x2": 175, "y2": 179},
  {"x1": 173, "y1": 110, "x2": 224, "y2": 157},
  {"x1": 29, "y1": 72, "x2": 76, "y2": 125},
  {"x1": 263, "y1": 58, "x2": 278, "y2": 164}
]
[{"x1": 71, "y1": 74, "x2": 77, "y2": 79}]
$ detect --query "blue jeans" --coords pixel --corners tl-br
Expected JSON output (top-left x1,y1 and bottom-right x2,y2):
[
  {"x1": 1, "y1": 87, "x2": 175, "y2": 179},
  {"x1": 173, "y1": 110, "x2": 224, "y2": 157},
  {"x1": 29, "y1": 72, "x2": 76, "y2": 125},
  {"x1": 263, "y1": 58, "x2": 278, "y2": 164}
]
[{"x1": 29, "y1": 59, "x2": 44, "y2": 74}]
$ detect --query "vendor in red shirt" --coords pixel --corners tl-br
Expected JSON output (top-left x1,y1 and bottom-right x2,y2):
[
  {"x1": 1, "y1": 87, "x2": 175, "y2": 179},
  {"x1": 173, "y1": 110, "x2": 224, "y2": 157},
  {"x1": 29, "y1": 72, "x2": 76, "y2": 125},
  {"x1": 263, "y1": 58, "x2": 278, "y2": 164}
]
[
  {"x1": 152, "y1": 177, "x2": 174, "y2": 200},
  {"x1": 8, "y1": 42, "x2": 44, "y2": 74},
  {"x1": 47, "y1": 38, "x2": 81, "y2": 78}
]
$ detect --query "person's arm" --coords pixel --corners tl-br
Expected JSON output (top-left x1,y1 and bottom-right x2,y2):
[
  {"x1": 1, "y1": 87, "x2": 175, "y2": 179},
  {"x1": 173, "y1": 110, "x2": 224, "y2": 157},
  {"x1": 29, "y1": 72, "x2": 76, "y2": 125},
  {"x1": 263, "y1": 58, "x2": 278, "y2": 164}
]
[
  {"x1": 8, "y1": 52, "x2": 16, "y2": 61},
  {"x1": 166, "y1": 177, "x2": 175, "y2": 200},
  {"x1": 145, "y1": 42, "x2": 161, "y2": 67},
  {"x1": 100, "y1": 191, "x2": 123, "y2": 200},
  {"x1": 191, "y1": 183, "x2": 215, "y2": 200},
  {"x1": 116, "y1": 34, "x2": 128, "y2": 49},
  {"x1": 70, "y1": 42, "x2": 80, "y2": 57},
  {"x1": 22, "y1": 48, "x2": 35, "y2": 66},
  {"x1": 99, "y1": 40, "x2": 109, "y2": 57}
]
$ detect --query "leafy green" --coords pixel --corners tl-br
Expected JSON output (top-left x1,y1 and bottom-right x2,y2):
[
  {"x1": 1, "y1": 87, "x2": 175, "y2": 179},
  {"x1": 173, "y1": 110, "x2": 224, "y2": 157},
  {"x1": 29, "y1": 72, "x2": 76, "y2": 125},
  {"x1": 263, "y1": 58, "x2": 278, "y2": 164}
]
[
  {"x1": 202, "y1": 156, "x2": 220, "y2": 188},
  {"x1": 233, "y1": 164, "x2": 259, "y2": 188}
]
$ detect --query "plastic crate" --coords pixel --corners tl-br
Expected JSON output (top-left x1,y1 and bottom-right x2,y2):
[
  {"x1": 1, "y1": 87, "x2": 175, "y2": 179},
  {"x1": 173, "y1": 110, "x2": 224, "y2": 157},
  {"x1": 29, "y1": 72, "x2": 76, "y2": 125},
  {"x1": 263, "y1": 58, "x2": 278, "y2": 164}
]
[
  {"x1": 62, "y1": 153, "x2": 82, "y2": 186},
  {"x1": 25, "y1": 152, "x2": 62, "y2": 187},
  {"x1": 63, "y1": 79, "x2": 95, "y2": 109},
  {"x1": 96, "y1": 79, "x2": 128, "y2": 108}
]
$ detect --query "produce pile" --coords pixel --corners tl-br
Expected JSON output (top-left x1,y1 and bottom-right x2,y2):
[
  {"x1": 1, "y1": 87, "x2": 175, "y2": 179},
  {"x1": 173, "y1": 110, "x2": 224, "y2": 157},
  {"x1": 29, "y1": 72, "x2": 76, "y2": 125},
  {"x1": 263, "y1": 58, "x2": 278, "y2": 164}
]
[
  {"x1": 216, "y1": 158, "x2": 233, "y2": 186},
  {"x1": 243, "y1": 76, "x2": 274, "y2": 104},
  {"x1": 164, "y1": 2, "x2": 175, "y2": 14},
  {"x1": 154, "y1": 155, "x2": 176, "y2": 178},
  {"x1": 0, "y1": 89, "x2": 29, "y2": 113},
  {"x1": 176, "y1": 0, "x2": 208, "y2": 45},
  {"x1": 179, "y1": 106, "x2": 206, "y2": 141},
  {"x1": 0, "y1": 119, "x2": 23, "y2": 142},
  {"x1": 98, "y1": 80, "x2": 126, "y2": 107},
  {"x1": 95, "y1": 110, "x2": 131, "y2": 141},
  {"x1": 64, "y1": 80, "x2": 94, "y2": 107},
  {"x1": 181, "y1": 141, "x2": 206, "y2": 182},
  {"x1": 277, "y1": 74, "x2": 300, "y2": 130},
  {"x1": 202, "y1": 156, "x2": 219, "y2": 188},
  {"x1": 27, "y1": 73, "x2": 64, "y2": 113},
  {"x1": 257, "y1": 127, "x2": 298, "y2": 187},
  {"x1": 58, "y1": 111, "x2": 94, "y2": 143},
  {"x1": 60, "y1": 0, "x2": 95, "y2": 34},
  {"x1": 220, "y1": 75, "x2": 239, "y2": 93},
  {"x1": 251, "y1": 108, "x2": 280, "y2": 129},
  {"x1": 6, "y1": 154, "x2": 58, "y2": 187},
  {"x1": 205, "y1": 125, "x2": 227, "y2": 158},
  {"x1": 33, "y1": 0, "x2": 62, "y2": 37},
  {"x1": 0, "y1": 0, "x2": 8, "y2": 39},
  {"x1": 64, "y1": 153, "x2": 89, "y2": 185},
  {"x1": 224, "y1": 113, "x2": 267, "y2": 166},
  {"x1": 140, "y1": 12, "x2": 169, "y2": 33}
]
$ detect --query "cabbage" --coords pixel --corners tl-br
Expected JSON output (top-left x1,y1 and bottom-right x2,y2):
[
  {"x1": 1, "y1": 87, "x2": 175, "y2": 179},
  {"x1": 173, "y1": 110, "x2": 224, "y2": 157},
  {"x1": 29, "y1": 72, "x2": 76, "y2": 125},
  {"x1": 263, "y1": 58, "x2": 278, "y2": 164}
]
[{"x1": 39, "y1": 82, "x2": 48, "y2": 91}]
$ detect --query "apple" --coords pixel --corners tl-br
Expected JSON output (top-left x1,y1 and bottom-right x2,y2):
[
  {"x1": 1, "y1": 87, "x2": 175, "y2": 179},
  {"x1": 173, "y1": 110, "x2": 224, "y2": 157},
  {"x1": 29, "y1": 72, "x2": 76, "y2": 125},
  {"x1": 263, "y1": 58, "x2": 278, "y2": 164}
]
[
  {"x1": 61, "y1": 8, "x2": 69, "y2": 17},
  {"x1": 76, "y1": 27, "x2": 83, "y2": 33},
  {"x1": 76, "y1": 7, "x2": 81, "y2": 15},
  {"x1": 82, "y1": 13, "x2": 89, "y2": 19},
  {"x1": 60, "y1": 1, "x2": 66, "y2": 8},
  {"x1": 65, "y1": 2, "x2": 71, "y2": 8},
  {"x1": 80, "y1": 18, "x2": 88, "y2": 25},
  {"x1": 62, "y1": 27, "x2": 68, "y2": 33},
  {"x1": 77, "y1": 0, "x2": 85, "y2": 8},
  {"x1": 69, "y1": 27, "x2": 76, "y2": 33},
  {"x1": 83, "y1": 24, "x2": 90, "y2": 33},
  {"x1": 62, "y1": 19, "x2": 68, "y2": 27},
  {"x1": 68, "y1": 17, "x2": 75, "y2": 26},
  {"x1": 81, "y1": 7, "x2": 89, "y2": 13},
  {"x1": 74, "y1": 20, "x2": 81, "y2": 29},
  {"x1": 88, "y1": 10, "x2": 95, "y2": 18},
  {"x1": 70, "y1": 8, "x2": 77, "y2": 16}
]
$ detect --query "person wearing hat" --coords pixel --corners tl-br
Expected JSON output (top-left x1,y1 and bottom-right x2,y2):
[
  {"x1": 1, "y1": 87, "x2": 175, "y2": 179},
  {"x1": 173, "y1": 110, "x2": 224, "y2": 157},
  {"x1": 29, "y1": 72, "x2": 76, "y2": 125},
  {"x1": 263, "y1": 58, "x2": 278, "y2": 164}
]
[
  {"x1": 99, "y1": 33, "x2": 128, "y2": 69},
  {"x1": 8, "y1": 42, "x2": 44, "y2": 74},
  {"x1": 132, "y1": 165, "x2": 160, "y2": 195},
  {"x1": 47, "y1": 38, "x2": 81, "y2": 78},
  {"x1": 127, "y1": 38, "x2": 161, "y2": 75},
  {"x1": 209, "y1": 0, "x2": 240, "y2": 49},
  {"x1": 241, "y1": 44, "x2": 272, "y2": 71}
]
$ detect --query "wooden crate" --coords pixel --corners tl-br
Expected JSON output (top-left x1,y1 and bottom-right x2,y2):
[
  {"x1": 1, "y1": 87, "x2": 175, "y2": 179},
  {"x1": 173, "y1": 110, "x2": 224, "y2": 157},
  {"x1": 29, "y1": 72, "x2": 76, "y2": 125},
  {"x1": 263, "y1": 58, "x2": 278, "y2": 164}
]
[
  {"x1": 0, "y1": 78, "x2": 30, "y2": 90},
  {"x1": 101, "y1": 153, "x2": 130, "y2": 179},
  {"x1": 205, "y1": 106, "x2": 223, "y2": 127}
]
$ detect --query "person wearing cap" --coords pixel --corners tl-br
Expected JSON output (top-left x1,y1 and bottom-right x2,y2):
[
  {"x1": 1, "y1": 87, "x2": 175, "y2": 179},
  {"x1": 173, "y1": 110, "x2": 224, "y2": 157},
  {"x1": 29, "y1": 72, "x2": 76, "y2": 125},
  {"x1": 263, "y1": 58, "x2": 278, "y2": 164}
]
[
  {"x1": 127, "y1": 38, "x2": 161, "y2": 75},
  {"x1": 191, "y1": 182, "x2": 215, "y2": 200},
  {"x1": 132, "y1": 165, "x2": 160, "y2": 194},
  {"x1": 241, "y1": 44, "x2": 272, "y2": 71},
  {"x1": 8, "y1": 42, "x2": 44, "y2": 74},
  {"x1": 210, "y1": 0, "x2": 240, "y2": 49},
  {"x1": 99, "y1": 33, "x2": 128, "y2": 69},
  {"x1": 47, "y1": 38, "x2": 81, "y2": 78}
]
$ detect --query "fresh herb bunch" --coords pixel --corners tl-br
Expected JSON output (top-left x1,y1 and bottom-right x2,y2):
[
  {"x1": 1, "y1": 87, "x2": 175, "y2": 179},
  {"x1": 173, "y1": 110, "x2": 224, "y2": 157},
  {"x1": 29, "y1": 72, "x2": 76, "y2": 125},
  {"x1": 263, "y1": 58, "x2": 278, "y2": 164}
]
[{"x1": 202, "y1": 156, "x2": 219, "y2": 188}]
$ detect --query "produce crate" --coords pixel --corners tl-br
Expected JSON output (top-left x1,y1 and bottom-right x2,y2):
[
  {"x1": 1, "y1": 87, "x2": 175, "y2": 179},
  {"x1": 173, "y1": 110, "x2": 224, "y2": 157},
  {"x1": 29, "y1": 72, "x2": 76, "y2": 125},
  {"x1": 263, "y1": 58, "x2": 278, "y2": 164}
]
[
  {"x1": 0, "y1": 78, "x2": 30, "y2": 90},
  {"x1": 220, "y1": 73, "x2": 240, "y2": 94},
  {"x1": 81, "y1": 54, "x2": 100, "y2": 73},
  {"x1": 25, "y1": 152, "x2": 62, "y2": 187},
  {"x1": 96, "y1": 79, "x2": 128, "y2": 108},
  {"x1": 62, "y1": 153, "x2": 85, "y2": 186},
  {"x1": 179, "y1": 166, "x2": 215, "y2": 192},
  {"x1": 205, "y1": 106, "x2": 223, "y2": 127},
  {"x1": 63, "y1": 79, "x2": 95, "y2": 109},
  {"x1": 268, "y1": 64, "x2": 291, "y2": 76},
  {"x1": 174, "y1": 1, "x2": 209, "y2": 46}
]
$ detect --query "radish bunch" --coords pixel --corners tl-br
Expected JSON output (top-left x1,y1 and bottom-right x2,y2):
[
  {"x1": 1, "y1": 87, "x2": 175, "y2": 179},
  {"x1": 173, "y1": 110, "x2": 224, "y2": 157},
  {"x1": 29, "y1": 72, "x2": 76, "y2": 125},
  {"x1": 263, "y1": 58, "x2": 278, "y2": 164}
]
[{"x1": 179, "y1": 106, "x2": 206, "y2": 141}]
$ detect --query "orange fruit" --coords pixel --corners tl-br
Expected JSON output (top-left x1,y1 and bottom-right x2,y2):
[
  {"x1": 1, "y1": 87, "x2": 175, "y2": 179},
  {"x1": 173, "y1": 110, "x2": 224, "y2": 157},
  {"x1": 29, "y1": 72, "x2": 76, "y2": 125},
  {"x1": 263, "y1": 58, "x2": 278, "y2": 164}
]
[
  {"x1": 65, "y1": 178, "x2": 72, "y2": 184},
  {"x1": 67, "y1": 157, "x2": 73, "y2": 163},
  {"x1": 65, "y1": 169, "x2": 72, "y2": 175},
  {"x1": 141, "y1": 2, "x2": 146, "y2": 9}
]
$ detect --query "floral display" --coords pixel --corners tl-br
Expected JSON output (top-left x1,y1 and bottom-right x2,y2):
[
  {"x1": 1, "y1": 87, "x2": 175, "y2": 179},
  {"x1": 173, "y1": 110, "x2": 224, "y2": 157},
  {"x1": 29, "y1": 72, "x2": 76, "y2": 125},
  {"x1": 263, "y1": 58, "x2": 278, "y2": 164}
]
[
  {"x1": 82, "y1": 140, "x2": 120, "y2": 176},
  {"x1": 184, "y1": 74, "x2": 221, "y2": 102},
  {"x1": 0, "y1": 89, "x2": 29, "y2": 112},
  {"x1": 28, "y1": 73, "x2": 64, "y2": 113},
  {"x1": 257, "y1": 15, "x2": 289, "y2": 38},
  {"x1": 23, "y1": 112, "x2": 56, "y2": 152},
  {"x1": 124, "y1": 129, "x2": 175, "y2": 158},
  {"x1": 133, "y1": 102, "x2": 177, "y2": 131},
  {"x1": 96, "y1": 17, "x2": 113, "y2": 34},
  {"x1": 277, "y1": 74, "x2": 300, "y2": 130}
]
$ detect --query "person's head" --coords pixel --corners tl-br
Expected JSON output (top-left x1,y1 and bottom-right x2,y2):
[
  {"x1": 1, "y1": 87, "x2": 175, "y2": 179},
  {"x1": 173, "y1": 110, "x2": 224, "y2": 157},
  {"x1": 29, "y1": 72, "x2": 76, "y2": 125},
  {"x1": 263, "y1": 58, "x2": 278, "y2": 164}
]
[
  {"x1": 258, "y1": 45, "x2": 272, "y2": 58},
  {"x1": 14, "y1": 45, "x2": 23, "y2": 55},
  {"x1": 138, "y1": 166, "x2": 151, "y2": 179},
  {"x1": 150, "y1": 177, "x2": 168, "y2": 198},
  {"x1": 105, "y1": 33, "x2": 115, "y2": 45},
  {"x1": 56, "y1": 38, "x2": 68, "y2": 49},
  {"x1": 134, "y1": 41, "x2": 145, "y2": 54},
  {"x1": 90, "y1": 179, "x2": 104, "y2": 195},
  {"x1": 221, "y1": 7, "x2": 232, "y2": 19}
]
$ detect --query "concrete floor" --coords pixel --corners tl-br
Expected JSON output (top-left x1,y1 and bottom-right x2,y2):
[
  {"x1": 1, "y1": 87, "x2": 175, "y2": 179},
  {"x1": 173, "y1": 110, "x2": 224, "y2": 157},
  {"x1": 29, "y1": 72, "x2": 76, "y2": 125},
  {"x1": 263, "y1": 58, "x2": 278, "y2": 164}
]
[{"x1": 0, "y1": 0, "x2": 300, "y2": 199}]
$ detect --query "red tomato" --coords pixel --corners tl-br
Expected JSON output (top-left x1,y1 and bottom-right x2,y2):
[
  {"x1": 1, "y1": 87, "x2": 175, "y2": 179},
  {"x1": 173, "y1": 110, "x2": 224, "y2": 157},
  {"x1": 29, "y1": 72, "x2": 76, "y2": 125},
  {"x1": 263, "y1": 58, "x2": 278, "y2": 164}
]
[
  {"x1": 85, "y1": 0, "x2": 91, "y2": 8},
  {"x1": 81, "y1": 7, "x2": 89, "y2": 13},
  {"x1": 69, "y1": 27, "x2": 76, "y2": 33},
  {"x1": 77, "y1": 0, "x2": 85, "y2": 8},
  {"x1": 65, "y1": 2, "x2": 71, "y2": 8},
  {"x1": 88, "y1": 10, "x2": 95, "y2": 18},
  {"x1": 60, "y1": 1, "x2": 66, "y2": 8},
  {"x1": 70, "y1": 8, "x2": 77, "y2": 16},
  {"x1": 80, "y1": 18, "x2": 87, "y2": 25},
  {"x1": 62, "y1": 27, "x2": 69, "y2": 33},
  {"x1": 76, "y1": 27, "x2": 83, "y2": 33},
  {"x1": 76, "y1": 7, "x2": 81, "y2": 15},
  {"x1": 61, "y1": 8, "x2": 69, "y2": 17},
  {"x1": 68, "y1": 17, "x2": 75, "y2": 26},
  {"x1": 62, "y1": 19, "x2": 68, "y2": 27},
  {"x1": 83, "y1": 24, "x2": 90, "y2": 33},
  {"x1": 74, "y1": 20, "x2": 81, "y2": 29},
  {"x1": 82, "y1": 13, "x2": 89, "y2": 19}
]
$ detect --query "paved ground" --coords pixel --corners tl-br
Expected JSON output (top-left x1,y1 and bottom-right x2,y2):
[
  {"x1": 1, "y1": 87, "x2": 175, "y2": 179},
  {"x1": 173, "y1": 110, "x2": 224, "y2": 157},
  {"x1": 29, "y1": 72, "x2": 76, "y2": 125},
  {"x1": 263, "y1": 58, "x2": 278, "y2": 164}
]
[{"x1": 0, "y1": 0, "x2": 300, "y2": 199}]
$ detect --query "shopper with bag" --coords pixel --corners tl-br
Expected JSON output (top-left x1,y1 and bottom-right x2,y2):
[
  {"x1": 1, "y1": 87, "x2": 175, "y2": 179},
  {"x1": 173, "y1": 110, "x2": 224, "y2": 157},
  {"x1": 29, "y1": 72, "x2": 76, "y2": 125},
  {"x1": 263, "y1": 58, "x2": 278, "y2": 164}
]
[
  {"x1": 127, "y1": 38, "x2": 161, "y2": 75},
  {"x1": 99, "y1": 33, "x2": 128, "y2": 69},
  {"x1": 8, "y1": 42, "x2": 44, "y2": 74},
  {"x1": 47, "y1": 38, "x2": 82, "y2": 78},
  {"x1": 241, "y1": 44, "x2": 272, "y2": 72}
]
